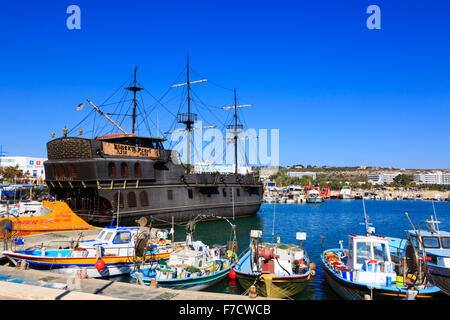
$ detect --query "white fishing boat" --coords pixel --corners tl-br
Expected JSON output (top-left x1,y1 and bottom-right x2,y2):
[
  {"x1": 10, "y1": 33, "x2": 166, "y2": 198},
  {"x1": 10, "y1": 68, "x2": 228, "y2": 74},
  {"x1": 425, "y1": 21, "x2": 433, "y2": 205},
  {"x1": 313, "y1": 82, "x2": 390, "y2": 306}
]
[
  {"x1": 339, "y1": 186, "x2": 353, "y2": 200},
  {"x1": 321, "y1": 200, "x2": 439, "y2": 300},
  {"x1": 306, "y1": 189, "x2": 323, "y2": 203}
]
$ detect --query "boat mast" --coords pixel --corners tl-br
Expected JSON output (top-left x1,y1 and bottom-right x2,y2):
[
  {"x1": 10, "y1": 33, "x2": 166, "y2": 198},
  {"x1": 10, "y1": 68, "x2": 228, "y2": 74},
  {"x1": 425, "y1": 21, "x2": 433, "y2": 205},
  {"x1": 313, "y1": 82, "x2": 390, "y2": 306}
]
[
  {"x1": 86, "y1": 99, "x2": 128, "y2": 134},
  {"x1": 167, "y1": 55, "x2": 213, "y2": 166},
  {"x1": 221, "y1": 90, "x2": 252, "y2": 175},
  {"x1": 125, "y1": 67, "x2": 144, "y2": 134}
]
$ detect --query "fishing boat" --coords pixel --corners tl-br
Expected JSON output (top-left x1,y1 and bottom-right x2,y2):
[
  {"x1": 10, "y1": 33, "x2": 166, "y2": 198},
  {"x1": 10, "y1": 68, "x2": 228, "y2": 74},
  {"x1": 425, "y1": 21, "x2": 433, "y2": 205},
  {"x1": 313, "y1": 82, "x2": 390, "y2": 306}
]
[
  {"x1": 321, "y1": 201, "x2": 439, "y2": 300},
  {"x1": 339, "y1": 186, "x2": 353, "y2": 200},
  {"x1": 130, "y1": 219, "x2": 236, "y2": 290},
  {"x1": 2, "y1": 223, "x2": 172, "y2": 278},
  {"x1": 306, "y1": 189, "x2": 324, "y2": 203},
  {"x1": 264, "y1": 196, "x2": 276, "y2": 204},
  {"x1": 387, "y1": 212, "x2": 449, "y2": 296},
  {"x1": 233, "y1": 230, "x2": 315, "y2": 299}
]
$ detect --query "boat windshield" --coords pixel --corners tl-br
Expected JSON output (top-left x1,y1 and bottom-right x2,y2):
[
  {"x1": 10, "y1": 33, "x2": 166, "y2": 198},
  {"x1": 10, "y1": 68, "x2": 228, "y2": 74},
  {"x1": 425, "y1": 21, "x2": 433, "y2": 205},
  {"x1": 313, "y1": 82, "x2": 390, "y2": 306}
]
[
  {"x1": 373, "y1": 242, "x2": 389, "y2": 262},
  {"x1": 422, "y1": 236, "x2": 440, "y2": 248},
  {"x1": 356, "y1": 241, "x2": 372, "y2": 265},
  {"x1": 442, "y1": 237, "x2": 450, "y2": 249}
]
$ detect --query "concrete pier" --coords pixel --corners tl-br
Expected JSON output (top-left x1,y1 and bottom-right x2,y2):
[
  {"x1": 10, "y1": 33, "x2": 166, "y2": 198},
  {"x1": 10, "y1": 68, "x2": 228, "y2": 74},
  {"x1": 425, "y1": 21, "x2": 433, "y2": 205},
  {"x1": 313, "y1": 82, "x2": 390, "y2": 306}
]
[{"x1": 0, "y1": 266, "x2": 270, "y2": 300}]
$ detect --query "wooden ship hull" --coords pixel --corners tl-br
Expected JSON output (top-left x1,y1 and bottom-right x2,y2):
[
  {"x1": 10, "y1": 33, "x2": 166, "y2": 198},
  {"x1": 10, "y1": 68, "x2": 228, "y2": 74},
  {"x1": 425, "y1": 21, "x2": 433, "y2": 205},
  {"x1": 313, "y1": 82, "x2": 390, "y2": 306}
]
[{"x1": 44, "y1": 136, "x2": 262, "y2": 227}]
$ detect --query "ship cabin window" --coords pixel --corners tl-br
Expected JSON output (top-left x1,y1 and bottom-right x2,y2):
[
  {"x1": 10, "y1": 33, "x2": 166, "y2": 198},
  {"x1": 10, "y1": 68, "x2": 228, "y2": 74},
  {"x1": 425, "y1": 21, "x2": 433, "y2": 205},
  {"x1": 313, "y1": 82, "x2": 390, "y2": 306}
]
[
  {"x1": 112, "y1": 231, "x2": 131, "y2": 244},
  {"x1": 121, "y1": 163, "x2": 128, "y2": 177},
  {"x1": 52, "y1": 165, "x2": 58, "y2": 178},
  {"x1": 103, "y1": 231, "x2": 114, "y2": 242},
  {"x1": 134, "y1": 163, "x2": 142, "y2": 177},
  {"x1": 236, "y1": 188, "x2": 240, "y2": 197},
  {"x1": 58, "y1": 164, "x2": 65, "y2": 177},
  {"x1": 223, "y1": 188, "x2": 227, "y2": 197},
  {"x1": 108, "y1": 163, "x2": 116, "y2": 178},
  {"x1": 128, "y1": 192, "x2": 137, "y2": 207},
  {"x1": 140, "y1": 191, "x2": 149, "y2": 206},
  {"x1": 422, "y1": 236, "x2": 440, "y2": 248},
  {"x1": 442, "y1": 237, "x2": 450, "y2": 249},
  {"x1": 188, "y1": 189, "x2": 193, "y2": 199},
  {"x1": 113, "y1": 192, "x2": 124, "y2": 209},
  {"x1": 167, "y1": 190, "x2": 173, "y2": 200},
  {"x1": 69, "y1": 164, "x2": 77, "y2": 178}
]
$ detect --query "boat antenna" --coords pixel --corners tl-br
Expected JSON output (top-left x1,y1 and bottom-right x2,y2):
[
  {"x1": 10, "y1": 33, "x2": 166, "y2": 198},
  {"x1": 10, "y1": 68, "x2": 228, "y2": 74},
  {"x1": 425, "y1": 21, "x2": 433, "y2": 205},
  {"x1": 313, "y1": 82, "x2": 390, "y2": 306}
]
[
  {"x1": 431, "y1": 200, "x2": 440, "y2": 233},
  {"x1": 271, "y1": 202, "x2": 276, "y2": 244},
  {"x1": 361, "y1": 198, "x2": 373, "y2": 235},
  {"x1": 125, "y1": 67, "x2": 143, "y2": 134}
]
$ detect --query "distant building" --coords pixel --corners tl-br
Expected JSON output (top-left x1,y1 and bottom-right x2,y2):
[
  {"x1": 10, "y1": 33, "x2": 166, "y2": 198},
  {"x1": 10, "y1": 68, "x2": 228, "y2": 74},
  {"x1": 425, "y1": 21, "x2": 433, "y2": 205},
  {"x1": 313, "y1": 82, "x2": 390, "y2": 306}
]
[
  {"x1": 259, "y1": 166, "x2": 280, "y2": 180},
  {"x1": 287, "y1": 171, "x2": 316, "y2": 180},
  {"x1": 0, "y1": 156, "x2": 47, "y2": 179},
  {"x1": 414, "y1": 172, "x2": 450, "y2": 185},
  {"x1": 367, "y1": 173, "x2": 400, "y2": 185}
]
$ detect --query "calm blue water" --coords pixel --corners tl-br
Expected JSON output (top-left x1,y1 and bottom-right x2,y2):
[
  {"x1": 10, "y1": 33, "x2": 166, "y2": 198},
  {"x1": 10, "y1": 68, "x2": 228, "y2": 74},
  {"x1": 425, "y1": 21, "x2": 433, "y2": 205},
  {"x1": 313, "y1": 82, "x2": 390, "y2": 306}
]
[{"x1": 117, "y1": 199, "x2": 450, "y2": 299}]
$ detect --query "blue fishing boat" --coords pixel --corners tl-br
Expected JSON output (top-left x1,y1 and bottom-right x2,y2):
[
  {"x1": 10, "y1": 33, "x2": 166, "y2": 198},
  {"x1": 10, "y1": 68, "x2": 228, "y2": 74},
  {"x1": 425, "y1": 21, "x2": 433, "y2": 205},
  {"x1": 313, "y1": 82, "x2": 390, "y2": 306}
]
[
  {"x1": 3, "y1": 225, "x2": 172, "y2": 278},
  {"x1": 388, "y1": 213, "x2": 450, "y2": 296},
  {"x1": 321, "y1": 201, "x2": 440, "y2": 300},
  {"x1": 232, "y1": 230, "x2": 314, "y2": 299},
  {"x1": 130, "y1": 219, "x2": 237, "y2": 290}
]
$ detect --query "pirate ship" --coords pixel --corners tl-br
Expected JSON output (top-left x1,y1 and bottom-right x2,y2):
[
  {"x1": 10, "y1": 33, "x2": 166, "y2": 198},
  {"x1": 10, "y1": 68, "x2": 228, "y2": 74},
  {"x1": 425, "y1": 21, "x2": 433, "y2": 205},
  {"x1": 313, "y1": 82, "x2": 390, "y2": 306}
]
[{"x1": 44, "y1": 57, "x2": 263, "y2": 226}]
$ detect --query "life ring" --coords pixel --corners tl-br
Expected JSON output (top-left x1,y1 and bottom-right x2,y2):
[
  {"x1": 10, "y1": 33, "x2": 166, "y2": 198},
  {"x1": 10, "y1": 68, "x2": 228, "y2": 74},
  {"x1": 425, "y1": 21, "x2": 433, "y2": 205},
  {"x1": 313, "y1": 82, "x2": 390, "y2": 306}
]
[{"x1": 368, "y1": 260, "x2": 377, "y2": 264}]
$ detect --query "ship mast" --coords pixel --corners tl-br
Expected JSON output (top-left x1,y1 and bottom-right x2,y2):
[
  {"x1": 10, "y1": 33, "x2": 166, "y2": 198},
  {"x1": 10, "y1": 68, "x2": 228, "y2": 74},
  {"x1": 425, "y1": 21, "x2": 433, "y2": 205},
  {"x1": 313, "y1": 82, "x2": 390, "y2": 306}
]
[
  {"x1": 125, "y1": 67, "x2": 143, "y2": 134},
  {"x1": 221, "y1": 89, "x2": 252, "y2": 174},
  {"x1": 166, "y1": 55, "x2": 215, "y2": 166},
  {"x1": 86, "y1": 99, "x2": 128, "y2": 134}
]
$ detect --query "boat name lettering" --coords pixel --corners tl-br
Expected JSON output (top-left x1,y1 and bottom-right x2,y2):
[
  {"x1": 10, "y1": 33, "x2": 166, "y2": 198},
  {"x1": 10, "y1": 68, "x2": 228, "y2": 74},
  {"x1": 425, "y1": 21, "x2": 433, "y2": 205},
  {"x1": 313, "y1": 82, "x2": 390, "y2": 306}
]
[{"x1": 102, "y1": 142, "x2": 160, "y2": 158}]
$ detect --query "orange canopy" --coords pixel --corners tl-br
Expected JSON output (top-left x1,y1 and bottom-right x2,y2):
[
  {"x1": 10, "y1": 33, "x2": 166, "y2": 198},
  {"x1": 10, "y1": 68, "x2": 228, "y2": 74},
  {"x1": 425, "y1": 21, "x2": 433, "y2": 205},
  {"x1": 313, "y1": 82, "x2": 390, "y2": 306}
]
[{"x1": 0, "y1": 201, "x2": 98, "y2": 238}]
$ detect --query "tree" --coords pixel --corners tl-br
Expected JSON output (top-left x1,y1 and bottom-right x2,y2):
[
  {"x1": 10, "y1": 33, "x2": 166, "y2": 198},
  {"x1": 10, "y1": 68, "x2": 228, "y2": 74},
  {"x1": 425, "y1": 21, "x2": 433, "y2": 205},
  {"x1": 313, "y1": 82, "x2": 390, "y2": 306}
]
[
  {"x1": 392, "y1": 174, "x2": 414, "y2": 187},
  {"x1": 0, "y1": 165, "x2": 23, "y2": 182}
]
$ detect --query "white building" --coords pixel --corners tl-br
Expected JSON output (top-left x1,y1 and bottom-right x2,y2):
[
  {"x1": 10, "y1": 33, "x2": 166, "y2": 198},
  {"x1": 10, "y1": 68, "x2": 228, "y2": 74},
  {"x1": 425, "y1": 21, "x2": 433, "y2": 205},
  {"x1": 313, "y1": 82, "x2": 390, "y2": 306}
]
[
  {"x1": 287, "y1": 171, "x2": 316, "y2": 180},
  {"x1": 367, "y1": 173, "x2": 400, "y2": 185},
  {"x1": 194, "y1": 162, "x2": 253, "y2": 175},
  {"x1": 0, "y1": 156, "x2": 47, "y2": 179},
  {"x1": 414, "y1": 172, "x2": 450, "y2": 185}
]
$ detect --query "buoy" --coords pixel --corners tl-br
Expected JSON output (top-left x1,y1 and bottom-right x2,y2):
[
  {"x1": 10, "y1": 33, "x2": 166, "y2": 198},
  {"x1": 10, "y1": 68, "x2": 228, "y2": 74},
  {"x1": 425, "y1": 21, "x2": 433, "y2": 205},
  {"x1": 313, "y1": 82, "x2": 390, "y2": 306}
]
[
  {"x1": 150, "y1": 278, "x2": 158, "y2": 288},
  {"x1": 95, "y1": 258, "x2": 105, "y2": 271},
  {"x1": 249, "y1": 285, "x2": 257, "y2": 298},
  {"x1": 229, "y1": 268, "x2": 236, "y2": 280}
]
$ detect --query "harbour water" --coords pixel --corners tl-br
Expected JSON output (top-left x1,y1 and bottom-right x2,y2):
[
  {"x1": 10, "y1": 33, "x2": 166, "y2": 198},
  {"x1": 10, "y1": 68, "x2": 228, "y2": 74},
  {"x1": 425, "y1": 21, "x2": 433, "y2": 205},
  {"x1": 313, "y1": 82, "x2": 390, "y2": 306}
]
[{"x1": 118, "y1": 199, "x2": 450, "y2": 300}]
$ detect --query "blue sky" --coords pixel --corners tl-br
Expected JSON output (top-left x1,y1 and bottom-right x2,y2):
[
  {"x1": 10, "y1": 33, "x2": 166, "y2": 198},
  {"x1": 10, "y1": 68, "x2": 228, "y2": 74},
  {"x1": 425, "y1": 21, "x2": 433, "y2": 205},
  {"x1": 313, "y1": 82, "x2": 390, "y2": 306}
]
[{"x1": 0, "y1": 0, "x2": 449, "y2": 169}]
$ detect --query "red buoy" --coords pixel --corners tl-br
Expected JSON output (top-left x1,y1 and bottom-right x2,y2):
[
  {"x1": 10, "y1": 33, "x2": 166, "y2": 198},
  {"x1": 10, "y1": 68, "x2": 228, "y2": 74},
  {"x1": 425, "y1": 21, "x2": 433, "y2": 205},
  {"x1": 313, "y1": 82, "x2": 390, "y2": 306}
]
[
  {"x1": 229, "y1": 268, "x2": 236, "y2": 279},
  {"x1": 95, "y1": 258, "x2": 106, "y2": 271}
]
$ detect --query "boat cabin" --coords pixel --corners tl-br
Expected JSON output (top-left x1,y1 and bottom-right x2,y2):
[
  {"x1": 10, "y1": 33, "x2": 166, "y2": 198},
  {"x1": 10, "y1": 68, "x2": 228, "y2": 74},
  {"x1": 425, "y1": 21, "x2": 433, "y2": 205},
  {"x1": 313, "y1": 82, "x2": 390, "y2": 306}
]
[
  {"x1": 167, "y1": 241, "x2": 221, "y2": 268},
  {"x1": 406, "y1": 229, "x2": 450, "y2": 267},
  {"x1": 347, "y1": 234, "x2": 396, "y2": 285}
]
